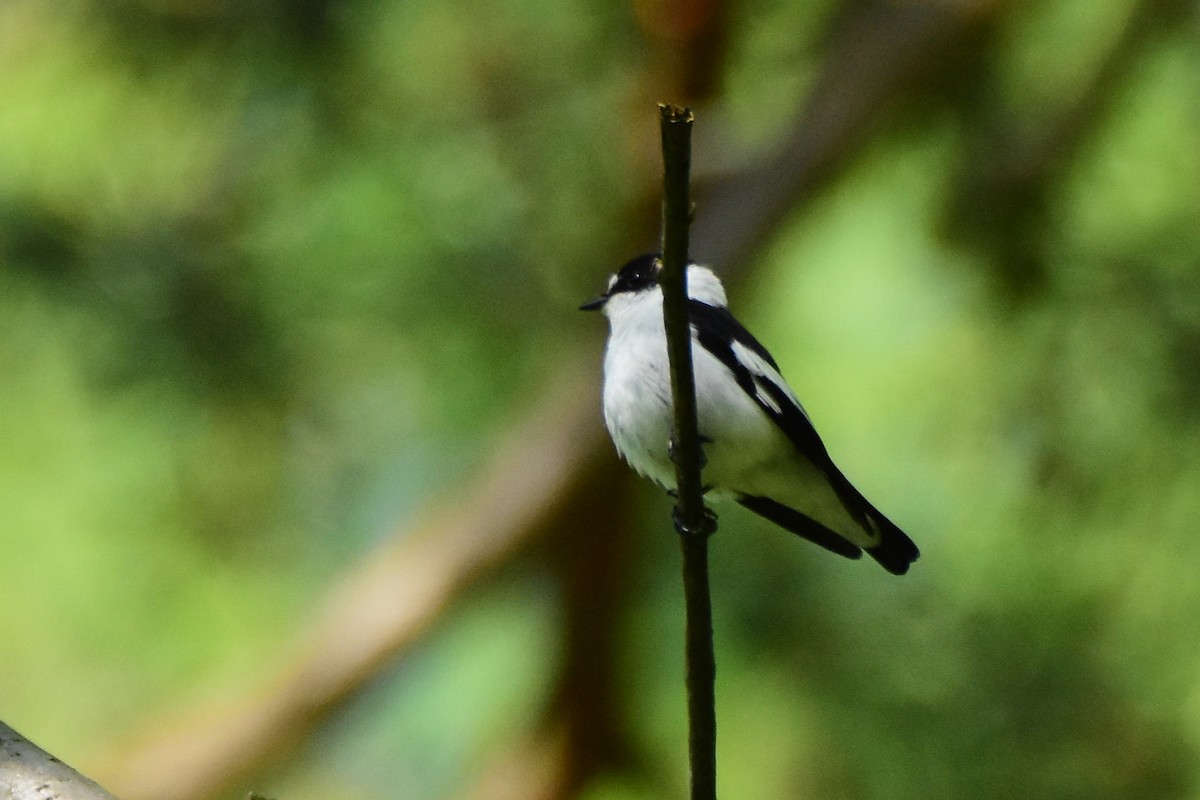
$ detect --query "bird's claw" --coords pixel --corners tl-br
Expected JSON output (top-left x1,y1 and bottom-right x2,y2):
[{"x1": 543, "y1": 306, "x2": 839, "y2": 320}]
[
  {"x1": 666, "y1": 484, "x2": 714, "y2": 500},
  {"x1": 668, "y1": 433, "x2": 712, "y2": 470},
  {"x1": 672, "y1": 505, "x2": 717, "y2": 538}
]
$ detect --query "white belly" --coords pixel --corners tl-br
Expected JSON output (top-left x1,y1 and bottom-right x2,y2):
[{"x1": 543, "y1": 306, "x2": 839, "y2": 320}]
[{"x1": 601, "y1": 333, "x2": 863, "y2": 542}]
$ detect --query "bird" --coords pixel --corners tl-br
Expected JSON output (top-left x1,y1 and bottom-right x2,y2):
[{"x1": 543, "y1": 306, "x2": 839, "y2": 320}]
[{"x1": 580, "y1": 253, "x2": 919, "y2": 575}]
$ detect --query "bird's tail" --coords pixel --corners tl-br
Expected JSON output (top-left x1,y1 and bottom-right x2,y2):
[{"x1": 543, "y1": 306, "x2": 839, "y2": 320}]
[
  {"x1": 824, "y1": 466, "x2": 920, "y2": 575},
  {"x1": 738, "y1": 494, "x2": 919, "y2": 575},
  {"x1": 736, "y1": 495, "x2": 863, "y2": 561},
  {"x1": 862, "y1": 507, "x2": 920, "y2": 575}
]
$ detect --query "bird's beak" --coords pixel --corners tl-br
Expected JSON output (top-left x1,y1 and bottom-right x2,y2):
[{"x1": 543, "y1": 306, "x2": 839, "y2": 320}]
[{"x1": 578, "y1": 294, "x2": 607, "y2": 311}]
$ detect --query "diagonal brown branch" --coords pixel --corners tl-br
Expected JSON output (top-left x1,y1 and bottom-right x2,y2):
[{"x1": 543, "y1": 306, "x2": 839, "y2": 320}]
[
  {"x1": 94, "y1": 4, "x2": 1013, "y2": 798},
  {"x1": 98, "y1": 366, "x2": 608, "y2": 800},
  {"x1": 691, "y1": 0, "x2": 1011, "y2": 271}
]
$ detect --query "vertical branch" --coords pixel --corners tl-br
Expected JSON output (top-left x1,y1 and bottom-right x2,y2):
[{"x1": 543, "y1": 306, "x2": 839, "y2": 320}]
[{"x1": 658, "y1": 103, "x2": 717, "y2": 800}]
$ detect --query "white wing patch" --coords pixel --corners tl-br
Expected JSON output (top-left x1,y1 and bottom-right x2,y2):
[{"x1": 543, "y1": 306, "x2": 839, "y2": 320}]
[
  {"x1": 729, "y1": 340, "x2": 811, "y2": 422},
  {"x1": 753, "y1": 376, "x2": 782, "y2": 413},
  {"x1": 685, "y1": 265, "x2": 728, "y2": 307}
]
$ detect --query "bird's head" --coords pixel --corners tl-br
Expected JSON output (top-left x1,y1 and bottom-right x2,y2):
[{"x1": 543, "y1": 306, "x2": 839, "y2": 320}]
[{"x1": 579, "y1": 254, "x2": 727, "y2": 316}]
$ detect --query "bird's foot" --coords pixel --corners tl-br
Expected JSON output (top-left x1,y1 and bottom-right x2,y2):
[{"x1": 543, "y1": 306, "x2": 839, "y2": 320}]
[
  {"x1": 666, "y1": 484, "x2": 715, "y2": 500},
  {"x1": 668, "y1": 433, "x2": 712, "y2": 470},
  {"x1": 672, "y1": 505, "x2": 718, "y2": 538}
]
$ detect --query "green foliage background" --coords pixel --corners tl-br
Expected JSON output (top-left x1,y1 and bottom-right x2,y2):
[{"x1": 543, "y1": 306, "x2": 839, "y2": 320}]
[{"x1": 1, "y1": 0, "x2": 1198, "y2": 798}]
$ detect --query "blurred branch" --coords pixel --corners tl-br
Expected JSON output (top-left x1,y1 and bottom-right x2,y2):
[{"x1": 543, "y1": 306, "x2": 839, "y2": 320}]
[
  {"x1": 635, "y1": 0, "x2": 729, "y2": 103},
  {"x1": 1, "y1": 722, "x2": 121, "y2": 800},
  {"x1": 692, "y1": 0, "x2": 1009, "y2": 270},
  {"x1": 455, "y1": 456, "x2": 640, "y2": 800},
  {"x1": 98, "y1": 365, "x2": 609, "y2": 800},
  {"x1": 457, "y1": 724, "x2": 571, "y2": 800},
  {"x1": 542, "y1": 460, "x2": 638, "y2": 793},
  {"x1": 943, "y1": 0, "x2": 1192, "y2": 299}
]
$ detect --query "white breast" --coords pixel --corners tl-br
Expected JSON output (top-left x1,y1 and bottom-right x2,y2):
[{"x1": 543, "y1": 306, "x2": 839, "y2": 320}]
[
  {"x1": 599, "y1": 281, "x2": 793, "y2": 497},
  {"x1": 597, "y1": 271, "x2": 865, "y2": 543},
  {"x1": 600, "y1": 288, "x2": 677, "y2": 488}
]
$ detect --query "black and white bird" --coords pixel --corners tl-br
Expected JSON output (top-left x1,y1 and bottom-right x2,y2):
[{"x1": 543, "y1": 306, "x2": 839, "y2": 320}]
[{"x1": 581, "y1": 254, "x2": 919, "y2": 575}]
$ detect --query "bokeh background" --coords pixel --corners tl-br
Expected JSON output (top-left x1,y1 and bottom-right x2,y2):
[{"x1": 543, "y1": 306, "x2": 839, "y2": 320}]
[{"x1": 3, "y1": 0, "x2": 1200, "y2": 798}]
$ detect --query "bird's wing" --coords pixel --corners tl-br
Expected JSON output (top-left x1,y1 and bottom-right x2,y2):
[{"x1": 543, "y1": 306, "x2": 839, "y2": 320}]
[
  {"x1": 687, "y1": 299, "x2": 871, "y2": 529},
  {"x1": 688, "y1": 299, "x2": 919, "y2": 574}
]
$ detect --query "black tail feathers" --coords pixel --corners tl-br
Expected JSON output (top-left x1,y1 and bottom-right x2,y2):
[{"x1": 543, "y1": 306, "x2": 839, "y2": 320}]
[
  {"x1": 864, "y1": 510, "x2": 920, "y2": 575},
  {"x1": 736, "y1": 496, "x2": 862, "y2": 560},
  {"x1": 737, "y1": 495, "x2": 919, "y2": 575}
]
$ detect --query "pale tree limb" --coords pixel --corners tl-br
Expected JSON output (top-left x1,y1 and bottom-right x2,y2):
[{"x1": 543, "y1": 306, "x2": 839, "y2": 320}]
[{"x1": 1, "y1": 721, "x2": 121, "y2": 800}]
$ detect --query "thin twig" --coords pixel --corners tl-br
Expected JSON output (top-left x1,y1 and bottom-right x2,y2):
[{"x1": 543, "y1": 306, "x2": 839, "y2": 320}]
[{"x1": 658, "y1": 103, "x2": 717, "y2": 800}]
